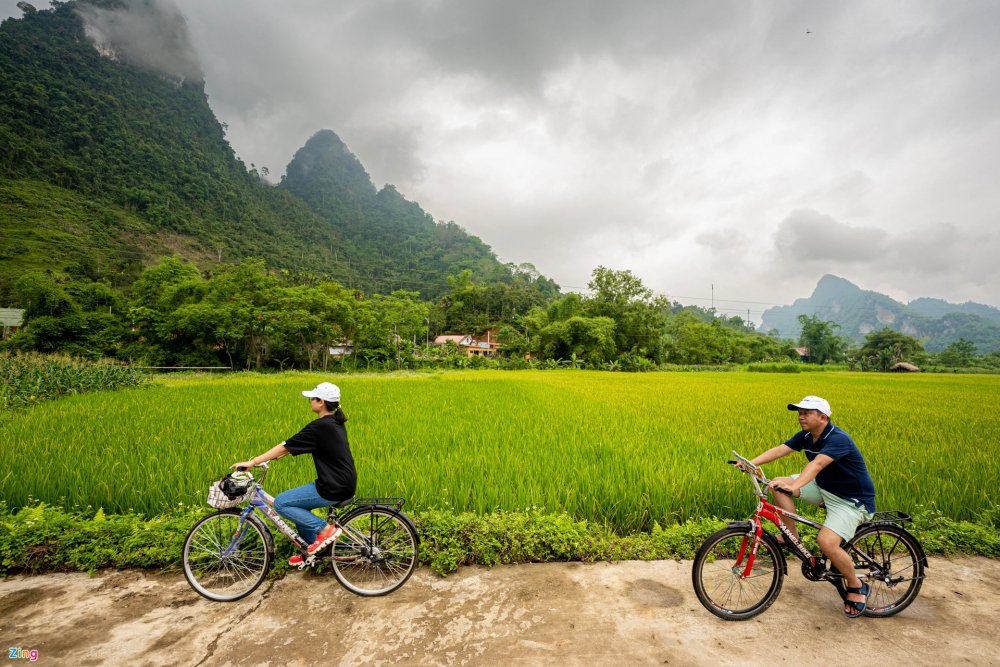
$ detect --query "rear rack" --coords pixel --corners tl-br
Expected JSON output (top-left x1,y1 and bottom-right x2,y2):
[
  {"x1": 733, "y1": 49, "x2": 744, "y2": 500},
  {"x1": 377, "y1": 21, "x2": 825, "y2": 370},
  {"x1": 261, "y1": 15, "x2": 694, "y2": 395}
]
[
  {"x1": 869, "y1": 510, "x2": 912, "y2": 524},
  {"x1": 351, "y1": 497, "x2": 406, "y2": 510}
]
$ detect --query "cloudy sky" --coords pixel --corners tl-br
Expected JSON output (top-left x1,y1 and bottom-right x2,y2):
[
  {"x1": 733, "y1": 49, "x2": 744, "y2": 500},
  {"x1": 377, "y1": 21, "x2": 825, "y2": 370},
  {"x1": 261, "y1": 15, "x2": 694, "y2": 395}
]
[{"x1": 4, "y1": 1, "x2": 999, "y2": 320}]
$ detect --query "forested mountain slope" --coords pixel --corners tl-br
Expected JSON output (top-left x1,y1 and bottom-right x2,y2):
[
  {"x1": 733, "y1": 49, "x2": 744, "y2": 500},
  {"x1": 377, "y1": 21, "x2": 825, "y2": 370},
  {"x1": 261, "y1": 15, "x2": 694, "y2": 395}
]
[{"x1": 0, "y1": 1, "x2": 531, "y2": 302}]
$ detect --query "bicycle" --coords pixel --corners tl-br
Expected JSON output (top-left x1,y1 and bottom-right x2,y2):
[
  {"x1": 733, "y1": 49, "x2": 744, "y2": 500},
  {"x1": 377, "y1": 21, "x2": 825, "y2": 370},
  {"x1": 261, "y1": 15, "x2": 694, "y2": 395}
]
[
  {"x1": 182, "y1": 462, "x2": 420, "y2": 602},
  {"x1": 691, "y1": 451, "x2": 927, "y2": 620}
]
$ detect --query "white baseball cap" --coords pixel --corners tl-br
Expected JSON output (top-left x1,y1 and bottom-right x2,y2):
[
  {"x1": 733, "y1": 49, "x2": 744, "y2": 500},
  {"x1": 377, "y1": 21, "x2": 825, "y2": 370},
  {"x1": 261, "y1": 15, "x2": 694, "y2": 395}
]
[
  {"x1": 787, "y1": 395, "x2": 831, "y2": 417},
  {"x1": 302, "y1": 382, "x2": 341, "y2": 403}
]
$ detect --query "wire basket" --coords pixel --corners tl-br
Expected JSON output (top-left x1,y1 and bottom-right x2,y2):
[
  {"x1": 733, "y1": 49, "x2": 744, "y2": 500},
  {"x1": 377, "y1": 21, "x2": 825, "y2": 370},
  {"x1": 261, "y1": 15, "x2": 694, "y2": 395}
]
[{"x1": 206, "y1": 476, "x2": 255, "y2": 509}]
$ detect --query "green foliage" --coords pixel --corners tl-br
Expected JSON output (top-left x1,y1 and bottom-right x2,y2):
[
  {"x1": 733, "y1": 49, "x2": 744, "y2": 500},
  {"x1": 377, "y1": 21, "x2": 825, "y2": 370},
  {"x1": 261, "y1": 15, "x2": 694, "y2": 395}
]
[
  {"x1": 0, "y1": 352, "x2": 147, "y2": 409},
  {"x1": 0, "y1": 501, "x2": 194, "y2": 573},
  {"x1": 908, "y1": 506, "x2": 1000, "y2": 556},
  {"x1": 937, "y1": 338, "x2": 977, "y2": 368},
  {"x1": 855, "y1": 328, "x2": 925, "y2": 371},
  {"x1": 746, "y1": 363, "x2": 801, "y2": 373},
  {"x1": 1, "y1": 501, "x2": 995, "y2": 577},
  {"x1": 797, "y1": 314, "x2": 848, "y2": 364}
]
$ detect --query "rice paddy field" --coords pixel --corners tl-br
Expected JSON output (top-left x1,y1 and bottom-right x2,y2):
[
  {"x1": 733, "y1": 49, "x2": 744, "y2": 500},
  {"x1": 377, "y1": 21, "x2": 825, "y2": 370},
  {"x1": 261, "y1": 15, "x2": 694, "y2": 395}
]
[{"x1": 2, "y1": 370, "x2": 997, "y2": 532}]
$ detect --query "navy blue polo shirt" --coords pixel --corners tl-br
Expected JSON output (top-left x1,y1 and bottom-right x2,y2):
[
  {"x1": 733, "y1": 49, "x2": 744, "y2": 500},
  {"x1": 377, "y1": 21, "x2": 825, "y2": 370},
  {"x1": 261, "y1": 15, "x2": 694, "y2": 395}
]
[{"x1": 784, "y1": 422, "x2": 876, "y2": 513}]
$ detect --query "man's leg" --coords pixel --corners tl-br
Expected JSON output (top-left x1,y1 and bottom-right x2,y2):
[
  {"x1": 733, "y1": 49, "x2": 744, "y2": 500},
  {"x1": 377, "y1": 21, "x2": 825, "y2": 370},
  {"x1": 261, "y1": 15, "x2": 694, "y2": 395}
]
[
  {"x1": 817, "y1": 528, "x2": 865, "y2": 611},
  {"x1": 816, "y1": 493, "x2": 871, "y2": 614},
  {"x1": 769, "y1": 476, "x2": 800, "y2": 540}
]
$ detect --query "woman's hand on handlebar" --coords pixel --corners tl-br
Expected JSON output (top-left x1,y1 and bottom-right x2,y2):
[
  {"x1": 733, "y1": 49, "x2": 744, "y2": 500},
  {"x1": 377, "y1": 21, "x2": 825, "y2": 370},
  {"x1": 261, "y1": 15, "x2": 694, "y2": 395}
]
[{"x1": 231, "y1": 459, "x2": 256, "y2": 471}]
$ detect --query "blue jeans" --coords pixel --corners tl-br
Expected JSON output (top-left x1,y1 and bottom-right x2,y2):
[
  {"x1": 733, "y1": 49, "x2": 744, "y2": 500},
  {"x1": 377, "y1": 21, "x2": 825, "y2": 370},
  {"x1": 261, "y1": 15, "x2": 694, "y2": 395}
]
[{"x1": 273, "y1": 483, "x2": 333, "y2": 544}]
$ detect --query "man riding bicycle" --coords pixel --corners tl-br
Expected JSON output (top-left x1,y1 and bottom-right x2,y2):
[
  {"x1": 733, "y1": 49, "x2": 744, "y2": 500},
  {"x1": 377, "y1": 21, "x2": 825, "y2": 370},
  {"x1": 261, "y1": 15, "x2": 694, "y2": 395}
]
[{"x1": 746, "y1": 395, "x2": 876, "y2": 618}]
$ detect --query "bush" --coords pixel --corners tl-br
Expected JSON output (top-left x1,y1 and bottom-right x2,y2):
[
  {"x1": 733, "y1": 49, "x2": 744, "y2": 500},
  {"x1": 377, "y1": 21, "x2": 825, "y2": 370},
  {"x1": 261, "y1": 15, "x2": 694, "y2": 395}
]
[{"x1": 746, "y1": 362, "x2": 801, "y2": 373}]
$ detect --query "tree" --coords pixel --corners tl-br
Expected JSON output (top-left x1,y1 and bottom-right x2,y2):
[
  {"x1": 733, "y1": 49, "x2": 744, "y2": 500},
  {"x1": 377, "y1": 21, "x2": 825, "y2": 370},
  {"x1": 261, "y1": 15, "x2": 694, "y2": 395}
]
[
  {"x1": 587, "y1": 266, "x2": 652, "y2": 306},
  {"x1": 859, "y1": 328, "x2": 924, "y2": 371},
  {"x1": 797, "y1": 314, "x2": 847, "y2": 364},
  {"x1": 535, "y1": 316, "x2": 617, "y2": 366},
  {"x1": 938, "y1": 338, "x2": 977, "y2": 368}
]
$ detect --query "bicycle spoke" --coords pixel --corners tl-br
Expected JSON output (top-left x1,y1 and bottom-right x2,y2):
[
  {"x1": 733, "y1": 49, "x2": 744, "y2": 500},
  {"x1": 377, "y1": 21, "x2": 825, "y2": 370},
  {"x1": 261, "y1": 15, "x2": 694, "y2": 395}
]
[
  {"x1": 693, "y1": 528, "x2": 783, "y2": 620},
  {"x1": 330, "y1": 507, "x2": 417, "y2": 596},
  {"x1": 183, "y1": 511, "x2": 272, "y2": 602}
]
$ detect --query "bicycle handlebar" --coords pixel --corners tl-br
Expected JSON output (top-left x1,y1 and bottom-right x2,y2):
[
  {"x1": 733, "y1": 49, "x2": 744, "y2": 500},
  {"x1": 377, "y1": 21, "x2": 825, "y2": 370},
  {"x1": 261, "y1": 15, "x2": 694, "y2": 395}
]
[
  {"x1": 730, "y1": 450, "x2": 795, "y2": 498},
  {"x1": 235, "y1": 461, "x2": 270, "y2": 473}
]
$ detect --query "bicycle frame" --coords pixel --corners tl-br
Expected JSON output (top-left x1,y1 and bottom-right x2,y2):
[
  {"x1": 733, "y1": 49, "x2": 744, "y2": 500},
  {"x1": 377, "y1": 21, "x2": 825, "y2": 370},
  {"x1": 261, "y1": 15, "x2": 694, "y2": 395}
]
[
  {"x1": 220, "y1": 464, "x2": 408, "y2": 567},
  {"x1": 730, "y1": 451, "x2": 885, "y2": 584}
]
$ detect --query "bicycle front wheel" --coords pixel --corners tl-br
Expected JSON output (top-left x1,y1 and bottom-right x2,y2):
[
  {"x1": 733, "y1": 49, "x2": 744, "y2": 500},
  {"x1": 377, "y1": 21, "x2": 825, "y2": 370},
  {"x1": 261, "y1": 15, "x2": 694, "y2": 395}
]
[
  {"x1": 849, "y1": 523, "x2": 925, "y2": 617},
  {"x1": 331, "y1": 506, "x2": 419, "y2": 596},
  {"x1": 182, "y1": 509, "x2": 273, "y2": 602},
  {"x1": 692, "y1": 526, "x2": 784, "y2": 620}
]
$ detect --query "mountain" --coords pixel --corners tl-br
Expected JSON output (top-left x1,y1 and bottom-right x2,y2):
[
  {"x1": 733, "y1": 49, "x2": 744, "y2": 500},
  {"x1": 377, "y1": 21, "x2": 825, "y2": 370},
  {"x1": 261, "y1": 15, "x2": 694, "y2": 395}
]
[
  {"x1": 761, "y1": 275, "x2": 1000, "y2": 353},
  {"x1": 279, "y1": 129, "x2": 512, "y2": 296},
  {"x1": 0, "y1": 1, "x2": 535, "y2": 302}
]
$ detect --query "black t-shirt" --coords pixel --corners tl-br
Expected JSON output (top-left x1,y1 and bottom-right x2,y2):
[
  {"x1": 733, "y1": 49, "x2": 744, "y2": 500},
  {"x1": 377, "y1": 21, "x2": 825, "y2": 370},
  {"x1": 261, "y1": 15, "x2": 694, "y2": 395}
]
[{"x1": 282, "y1": 415, "x2": 357, "y2": 502}]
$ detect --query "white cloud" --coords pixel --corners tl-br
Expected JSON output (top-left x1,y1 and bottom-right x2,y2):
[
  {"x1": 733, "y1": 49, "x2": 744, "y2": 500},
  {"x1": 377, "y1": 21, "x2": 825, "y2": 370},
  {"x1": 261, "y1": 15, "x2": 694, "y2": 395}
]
[{"x1": 4, "y1": 0, "x2": 999, "y2": 312}]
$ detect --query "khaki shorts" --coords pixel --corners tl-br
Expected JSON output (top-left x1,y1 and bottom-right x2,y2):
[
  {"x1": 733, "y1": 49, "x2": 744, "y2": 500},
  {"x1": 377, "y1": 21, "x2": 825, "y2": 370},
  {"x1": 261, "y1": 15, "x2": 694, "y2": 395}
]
[{"x1": 791, "y1": 475, "x2": 873, "y2": 542}]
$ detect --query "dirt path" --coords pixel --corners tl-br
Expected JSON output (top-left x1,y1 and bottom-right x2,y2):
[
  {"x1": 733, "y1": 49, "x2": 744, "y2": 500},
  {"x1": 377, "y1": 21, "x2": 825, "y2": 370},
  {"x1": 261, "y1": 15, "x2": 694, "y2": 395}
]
[{"x1": 2, "y1": 557, "x2": 998, "y2": 666}]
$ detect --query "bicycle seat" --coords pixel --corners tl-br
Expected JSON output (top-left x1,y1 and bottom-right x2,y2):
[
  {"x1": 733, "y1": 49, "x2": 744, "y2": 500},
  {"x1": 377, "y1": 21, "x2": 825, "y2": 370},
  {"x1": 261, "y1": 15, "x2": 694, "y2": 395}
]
[{"x1": 329, "y1": 496, "x2": 355, "y2": 509}]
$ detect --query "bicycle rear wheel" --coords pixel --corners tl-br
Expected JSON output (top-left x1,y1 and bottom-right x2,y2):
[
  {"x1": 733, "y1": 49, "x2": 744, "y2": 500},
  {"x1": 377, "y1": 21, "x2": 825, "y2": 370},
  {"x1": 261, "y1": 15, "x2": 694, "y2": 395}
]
[
  {"x1": 331, "y1": 506, "x2": 419, "y2": 596},
  {"x1": 848, "y1": 523, "x2": 924, "y2": 617},
  {"x1": 692, "y1": 526, "x2": 784, "y2": 620},
  {"x1": 182, "y1": 510, "x2": 273, "y2": 602}
]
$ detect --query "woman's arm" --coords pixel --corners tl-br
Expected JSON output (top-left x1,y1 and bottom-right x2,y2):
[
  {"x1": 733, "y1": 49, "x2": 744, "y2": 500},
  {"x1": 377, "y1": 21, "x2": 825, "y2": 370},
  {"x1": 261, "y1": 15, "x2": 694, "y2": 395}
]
[{"x1": 231, "y1": 443, "x2": 290, "y2": 470}]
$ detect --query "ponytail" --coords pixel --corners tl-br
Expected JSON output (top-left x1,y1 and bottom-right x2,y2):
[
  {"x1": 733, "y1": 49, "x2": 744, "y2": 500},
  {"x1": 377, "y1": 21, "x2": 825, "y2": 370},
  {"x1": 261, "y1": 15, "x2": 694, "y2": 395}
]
[{"x1": 323, "y1": 400, "x2": 348, "y2": 424}]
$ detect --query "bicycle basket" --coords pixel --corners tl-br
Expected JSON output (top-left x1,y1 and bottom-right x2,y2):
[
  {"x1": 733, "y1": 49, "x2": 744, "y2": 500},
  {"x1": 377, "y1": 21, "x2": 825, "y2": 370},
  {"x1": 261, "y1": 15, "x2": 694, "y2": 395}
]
[{"x1": 206, "y1": 474, "x2": 254, "y2": 509}]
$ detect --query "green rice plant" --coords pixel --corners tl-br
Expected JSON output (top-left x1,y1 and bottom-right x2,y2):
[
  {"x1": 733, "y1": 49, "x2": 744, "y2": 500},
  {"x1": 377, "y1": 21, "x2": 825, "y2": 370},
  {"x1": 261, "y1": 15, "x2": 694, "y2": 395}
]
[{"x1": 1, "y1": 370, "x2": 997, "y2": 533}]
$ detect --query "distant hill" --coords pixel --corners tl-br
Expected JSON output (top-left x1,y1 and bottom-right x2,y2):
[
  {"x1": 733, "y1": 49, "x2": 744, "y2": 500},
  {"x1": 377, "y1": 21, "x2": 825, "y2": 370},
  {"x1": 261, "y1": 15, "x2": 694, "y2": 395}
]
[
  {"x1": 761, "y1": 275, "x2": 1000, "y2": 353},
  {"x1": 0, "y1": 1, "x2": 538, "y2": 302}
]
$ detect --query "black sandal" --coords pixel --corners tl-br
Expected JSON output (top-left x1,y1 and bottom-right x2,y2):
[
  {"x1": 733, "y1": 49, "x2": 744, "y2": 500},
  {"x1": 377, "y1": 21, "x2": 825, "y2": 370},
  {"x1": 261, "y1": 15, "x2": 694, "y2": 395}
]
[{"x1": 843, "y1": 582, "x2": 870, "y2": 618}]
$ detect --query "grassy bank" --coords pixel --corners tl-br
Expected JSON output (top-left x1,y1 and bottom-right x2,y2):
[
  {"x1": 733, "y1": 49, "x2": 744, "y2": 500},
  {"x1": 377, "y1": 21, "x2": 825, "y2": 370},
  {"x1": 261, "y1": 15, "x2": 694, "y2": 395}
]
[{"x1": 2, "y1": 502, "x2": 997, "y2": 577}]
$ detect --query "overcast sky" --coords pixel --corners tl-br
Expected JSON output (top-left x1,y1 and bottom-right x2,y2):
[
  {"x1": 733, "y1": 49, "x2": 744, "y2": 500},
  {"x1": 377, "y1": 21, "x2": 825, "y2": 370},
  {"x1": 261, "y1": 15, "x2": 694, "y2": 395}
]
[{"x1": 5, "y1": 1, "x2": 999, "y2": 319}]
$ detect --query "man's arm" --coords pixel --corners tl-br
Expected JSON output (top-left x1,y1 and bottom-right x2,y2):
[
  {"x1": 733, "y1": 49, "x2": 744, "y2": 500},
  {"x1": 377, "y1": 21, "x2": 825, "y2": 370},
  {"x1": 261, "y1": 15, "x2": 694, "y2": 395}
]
[
  {"x1": 785, "y1": 453, "x2": 833, "y2": 492},
  {"x1": 751, "y1": 444, "x2": 794, "y2": 467}
]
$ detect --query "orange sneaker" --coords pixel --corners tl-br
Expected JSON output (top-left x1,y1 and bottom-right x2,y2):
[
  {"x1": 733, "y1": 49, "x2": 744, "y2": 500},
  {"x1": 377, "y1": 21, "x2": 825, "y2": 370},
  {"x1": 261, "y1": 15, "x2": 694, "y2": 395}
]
[
  {"x1": 306, "y1": 524, "x2": 342, "y2": 554},
  {"x1": 289, "y1": 554, "x2": 304, "y2": 566}
]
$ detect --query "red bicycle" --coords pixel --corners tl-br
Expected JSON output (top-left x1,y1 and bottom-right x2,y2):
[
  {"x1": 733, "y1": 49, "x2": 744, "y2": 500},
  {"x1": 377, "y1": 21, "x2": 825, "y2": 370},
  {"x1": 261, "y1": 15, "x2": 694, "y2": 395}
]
[{"x1": 691, "y1": 451, "x2": 927, "y2": 620}]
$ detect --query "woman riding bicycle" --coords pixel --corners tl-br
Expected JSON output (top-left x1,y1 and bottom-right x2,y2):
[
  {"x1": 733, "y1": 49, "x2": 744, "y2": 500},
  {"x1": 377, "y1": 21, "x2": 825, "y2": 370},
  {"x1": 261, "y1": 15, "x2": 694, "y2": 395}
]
[
  {"x1": 745, "y1": 395, "x2": 876, "y2": 618},
  {"x1": 232, "y1": 382, "x2": 356, "y2": 566}
]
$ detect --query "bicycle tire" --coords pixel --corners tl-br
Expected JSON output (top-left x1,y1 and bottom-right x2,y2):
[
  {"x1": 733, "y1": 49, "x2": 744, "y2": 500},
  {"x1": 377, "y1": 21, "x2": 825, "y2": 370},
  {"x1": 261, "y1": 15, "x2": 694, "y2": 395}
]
[
  {"x1": 692, "y1": 526, "x2": 784, "y2": 620},
  {"x1": 848, "y1": 523, "x2": 925, "y2": 617},
  {"x1": 330, "y1": 505, "x2": 419, "y2": 597},
  {"x1": 182, "y1": 509, "x2": 273, "y2": 602}
]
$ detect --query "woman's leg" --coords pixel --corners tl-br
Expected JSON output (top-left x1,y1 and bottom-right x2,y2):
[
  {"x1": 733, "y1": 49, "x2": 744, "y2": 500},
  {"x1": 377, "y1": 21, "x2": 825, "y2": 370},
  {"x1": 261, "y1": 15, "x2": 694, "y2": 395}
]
[{"x1": 273, "y1": 483, "x2": 332, "y2": 544}]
